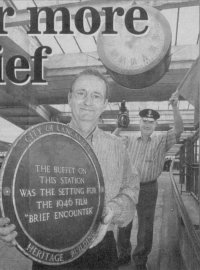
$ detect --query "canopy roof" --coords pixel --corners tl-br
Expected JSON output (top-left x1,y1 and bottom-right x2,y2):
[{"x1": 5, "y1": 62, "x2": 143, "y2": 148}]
[{"x1": 0, "y1": 0, "x2": 199, "y2": 143}]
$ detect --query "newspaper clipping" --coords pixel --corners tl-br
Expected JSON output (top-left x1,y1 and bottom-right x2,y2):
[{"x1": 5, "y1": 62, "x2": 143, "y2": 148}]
[{"x1": 0, "y1": 1, "x2": 199, "y2": 270}]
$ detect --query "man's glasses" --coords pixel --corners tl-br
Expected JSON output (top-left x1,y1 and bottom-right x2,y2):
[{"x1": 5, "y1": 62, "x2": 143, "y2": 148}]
[{"x1": 73, "y1": 89, "x2": 105, "y2": 105}]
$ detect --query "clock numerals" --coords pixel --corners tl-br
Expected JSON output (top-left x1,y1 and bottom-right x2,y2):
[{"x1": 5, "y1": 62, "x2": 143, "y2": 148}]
[
  {"x1": 142, "y1": 54, "x2": 150, "y2": 65},
  {"x1": 130, "y1": 58, "x2": 137, "y2": 67},
  {"x1": 100, "y1": 9, "x2": 169, "y2": 72},
  {"x1": 97, "y1": 5, "x2": 171, "y2": 88}
]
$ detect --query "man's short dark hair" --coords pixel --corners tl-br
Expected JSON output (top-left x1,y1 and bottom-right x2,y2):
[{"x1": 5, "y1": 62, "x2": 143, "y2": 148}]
[{"x1": 70, "y1": 69, "x2": 110, "y2": 100}]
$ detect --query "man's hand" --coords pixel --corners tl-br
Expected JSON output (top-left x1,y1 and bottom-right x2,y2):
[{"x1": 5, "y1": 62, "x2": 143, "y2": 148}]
[
  {"x1": 0, "y1": 217, "x2": 17, "y2": 246},
  {"x1": 90, "y1": 207, "x2": 114, "y2": 248},
  {"x1": 169, "y1": 91, "x2": 183, "y2": 137},
  {"x1": 169, "y1": 91, "x2": 179, "y2": 107}
]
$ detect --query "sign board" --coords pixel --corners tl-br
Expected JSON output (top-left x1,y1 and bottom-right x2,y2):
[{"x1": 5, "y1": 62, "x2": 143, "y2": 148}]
[{"x1": 0, "y1": 122, "x2": 104, "y2": 265}]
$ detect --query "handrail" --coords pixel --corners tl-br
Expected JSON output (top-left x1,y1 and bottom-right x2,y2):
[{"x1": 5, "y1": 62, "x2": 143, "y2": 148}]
[{"x1": 169, "y1": 158, "x2": 200, "y2": 265}]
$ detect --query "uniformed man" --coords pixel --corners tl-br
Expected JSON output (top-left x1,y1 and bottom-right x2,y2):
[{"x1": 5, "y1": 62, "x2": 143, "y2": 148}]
[{"x1": 117, "y1": 92, "x2": 183, "y2": 270}]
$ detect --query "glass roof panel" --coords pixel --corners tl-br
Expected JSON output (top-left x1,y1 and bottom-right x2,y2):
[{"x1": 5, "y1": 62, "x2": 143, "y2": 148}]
[
  {"x1": 177, "y1": 6, "x2": 199, "y2": 45},
  {"x1": 13, "y1": 0, "x2": 35, "y2": 9},
  {"x1": 34, "y1": 0, "x2": 80, "y2": 7},
  {"x1": 161, "y1": 8, "x2": 178, "y2": 46},
  {"x1": 51, "y1": 104, "x2": 70, "y2": 112},
  {"x1": 0, "y1": 118, "x2": 23, "y2": 143},
  {"x1": 56, "y1": 36, "x2": 80, "y2": 53},
  {"x1": 76, "y1": 35, "x2": 97, "y2": 52},
  {"x1": 37, "y1": 35, "x2": 63, "y2": 54},
  {"x1": 13, "y1": 1, "x2": 200, "y2": 56}
]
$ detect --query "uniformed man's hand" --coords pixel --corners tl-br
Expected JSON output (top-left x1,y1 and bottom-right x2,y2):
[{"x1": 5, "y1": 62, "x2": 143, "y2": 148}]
[
  {"x1": 0, "y1": 217, "x2": 17, "y2": 246},
  {"x1": 89, "y1": 207, "x2": 114, "y2": 248},
  {"x1": 169, "y1": 91, "x2": 179, "y2": 107}
]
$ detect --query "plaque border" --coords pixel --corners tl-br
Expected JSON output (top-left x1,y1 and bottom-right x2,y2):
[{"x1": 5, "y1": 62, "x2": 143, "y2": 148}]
[{"x1": 0, "y1": 122, "x2": 105, "y2": 265}]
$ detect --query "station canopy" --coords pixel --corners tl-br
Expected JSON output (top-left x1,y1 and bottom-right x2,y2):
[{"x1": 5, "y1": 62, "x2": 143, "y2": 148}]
[{"x1": 0, "y1": 0, "x2": 199, "y2": 143}]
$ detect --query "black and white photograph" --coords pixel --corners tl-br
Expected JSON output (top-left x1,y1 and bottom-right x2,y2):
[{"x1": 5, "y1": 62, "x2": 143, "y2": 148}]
[{"x1": 0, "y1": 1, "x2": 199, "y2": 269}]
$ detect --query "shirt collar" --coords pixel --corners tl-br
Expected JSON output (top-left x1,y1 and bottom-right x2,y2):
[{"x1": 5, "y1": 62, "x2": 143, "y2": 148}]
[
  {"x1": 137, "y1": 134, "x2": 152, "y2": 141},
  {"x1": 68, "y1": 121, "x2": 100, "y2": 141}
]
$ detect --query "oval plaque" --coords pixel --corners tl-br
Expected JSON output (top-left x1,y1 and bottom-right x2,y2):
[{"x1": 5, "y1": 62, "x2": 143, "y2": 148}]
[{"x1": 0, "y1": 122, "x2": 104, "y2": 265}]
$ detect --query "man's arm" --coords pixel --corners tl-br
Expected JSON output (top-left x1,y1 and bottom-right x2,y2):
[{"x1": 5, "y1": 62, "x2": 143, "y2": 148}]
[
  {"x1": 112, "y1": 127, "x2": 122, "y2": 136},
  {"x1": 108, "y1": 151, "x2": 139, "y2": 226},
  {"x1": 169, "y1": 91, "x2": 184, "y2": 138},
  {"x1": 90, "y1": 147, "x2": 139, "y2": 248}
]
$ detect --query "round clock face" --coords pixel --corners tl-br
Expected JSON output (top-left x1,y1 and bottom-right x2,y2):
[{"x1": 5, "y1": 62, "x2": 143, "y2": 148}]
[{"x1": 97, "y1": 5, "x2": 172, "y2": 75}]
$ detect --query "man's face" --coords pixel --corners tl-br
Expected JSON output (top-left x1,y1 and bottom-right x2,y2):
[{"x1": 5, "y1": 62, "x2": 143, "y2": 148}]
[
  {"x1": 69, "y1": 74, "x2": 107, "y2": 128},
  {"x1": 140, "y1": 118, "x2": 157, "y2": 137}
]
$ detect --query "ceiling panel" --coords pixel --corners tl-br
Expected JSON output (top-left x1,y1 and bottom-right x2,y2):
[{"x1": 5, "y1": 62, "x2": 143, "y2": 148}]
[
  {"x1": 0, "y1": 0, "x2": 199, "y2": 141},
  {"x1": 12, "y1": 0, "x2": 35, "y2": 9},
  {"x1": 7, "y1": 1, "x2": 200, "y2": 58},
  {"x1": 161, "y1": 8, "x2": 178, "y2": 46},
  {"x1": 34, "y1": 0, "x2": 80, "y2": 7},
  {"x1": 177, "y1": 6, "x2": 199, "y2": 45},
  {"x1": 76, "y1": 35, "x2": 97, "y2": 52},
  {"x1": 56, "y1": 36, "x2": 80, "y2": 53},
  {"x1": 37, "y1": 35, "x2": 63, "y2": 54}
]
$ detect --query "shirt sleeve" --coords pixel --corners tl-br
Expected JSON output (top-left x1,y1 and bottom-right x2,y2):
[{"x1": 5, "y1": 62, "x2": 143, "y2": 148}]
[
  {"x1": 165, "y1": 129, "x2": 177, "y2": 152},
  {"x1": 107, "y1": 148, "x2": 139, "y2": 227}
]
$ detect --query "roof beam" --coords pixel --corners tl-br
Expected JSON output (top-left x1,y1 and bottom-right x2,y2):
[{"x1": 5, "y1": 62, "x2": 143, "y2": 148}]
[
  {"x1": 28, "y1": 104, "x2": 51, "y2": 121},
  {"x1": 45, "y1": 45, "x2": 199, "y2": 74},
  {"x1": 99, "y1": 123, "x2": 196, "y2": 132},
  {"x1": 5, "y1": 26, "x2": 40, "y2": 56},
  {"x1": 0, "y1": 106, "x2": 36, "y2": 116},
  {"x1": 57, "y1": 110, "x2": 194, "y2": 125},
  {"x1": 58, "y1": 109, "x2": 194, "y2": 118},
  {"x1": 18, "y1": 123, "x2": 196, "y2": 132},
  {"x1": 0, "y1": 69, "x2": 188, "y2": 105},
  {"x1": 152, "y1": 0, "x2": 200, "y2": 10},
  {"x1": 4, "y1": 116, "x2": 44, "y2": 126},
  {"x1": 35, "y1": 68, "x2": 187, "y2": 103},
  {"x1": 4, "y1": 0, "x2": 199, "y2": 28}
]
